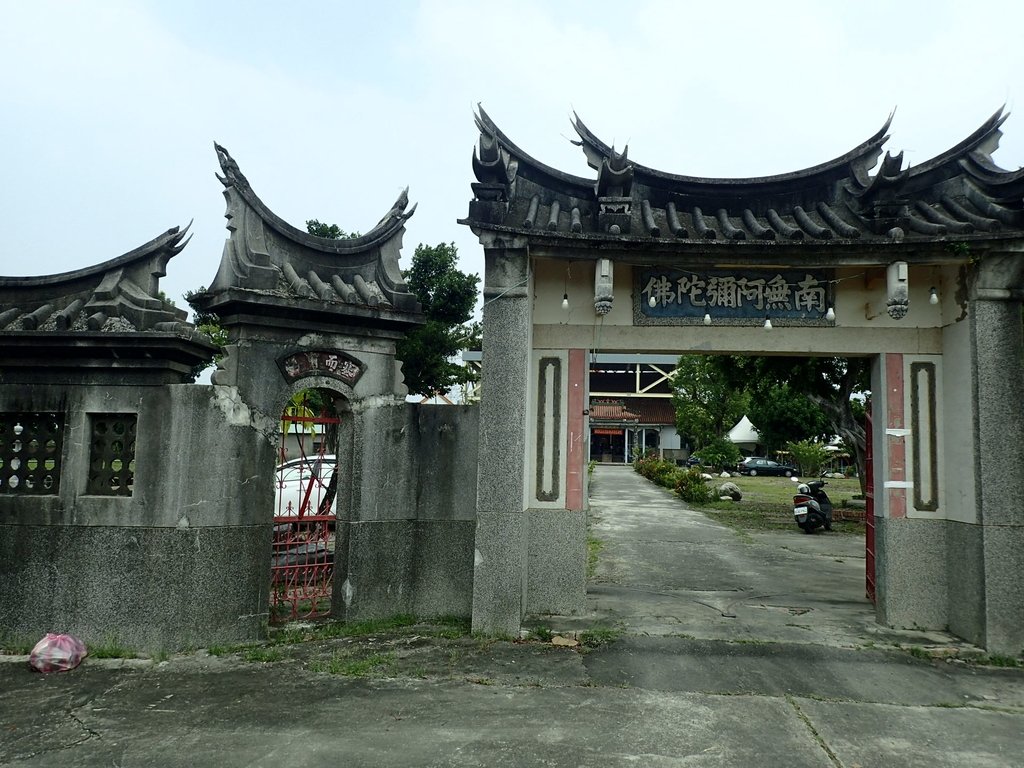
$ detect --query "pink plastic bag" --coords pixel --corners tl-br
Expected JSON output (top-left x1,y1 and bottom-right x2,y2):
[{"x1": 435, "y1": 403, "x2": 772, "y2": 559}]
[{"x1": 28, "y1": 633, "x2": 88, "y2": 673}]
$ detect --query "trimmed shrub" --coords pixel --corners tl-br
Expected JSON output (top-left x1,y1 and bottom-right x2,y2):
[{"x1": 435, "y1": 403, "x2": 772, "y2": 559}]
[
  {"x1": 674, "y1": 469, "x2": 714, "y2": 504},
  {"x1": 633, "y1": 450, "x2": 685, "y2": 490},
  {"x1": 635, "y1": 450, "x2": 716, "y2": 504}
]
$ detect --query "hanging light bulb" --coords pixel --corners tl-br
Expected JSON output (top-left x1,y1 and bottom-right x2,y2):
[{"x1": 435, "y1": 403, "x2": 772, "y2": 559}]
[
  {"x1": 648, "y1": 294, "x2": 657, "y2": 308},
  {"x1": 561, "y1": 293, "x2": 569, "y2": 310},
  {"x1": 929, "y1": 287, "x2": 939, "y2": 305},
  {"x1": 703, "y1": 313, "x2": 712, "y2": 326},
  {"x1": 763, "y1": 316, "x2": 773, "y2": 330},
  {"x1": 825, "y1": 306, "x2": 836, "y2": 321}
]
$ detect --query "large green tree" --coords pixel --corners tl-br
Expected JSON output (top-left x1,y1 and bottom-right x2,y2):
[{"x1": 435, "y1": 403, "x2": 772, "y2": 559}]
[
  {"x1": 670, "y1": 355, "x2": 749, "y2": 450},
  {"x1": 713, "y1": 356, "x2": 870, "y2": 492},
  {"x1": 395, "y1": 242, "x2": 480, "y2": 396},
  {"x1": 745, "y1": 381, "x2": 832, "y2": 455}
]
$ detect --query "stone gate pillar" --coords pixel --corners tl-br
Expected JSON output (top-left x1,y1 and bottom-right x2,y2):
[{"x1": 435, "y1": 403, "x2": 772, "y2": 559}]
[
  {"x1": 472, "y1": 246, "x2": 532, "y2": 634},
  {"x1": 969, "y1": 252, "x2": 1024, "y2": 654}
]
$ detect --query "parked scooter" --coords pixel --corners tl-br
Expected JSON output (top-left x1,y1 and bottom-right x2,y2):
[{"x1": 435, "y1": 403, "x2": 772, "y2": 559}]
[{"x1": 793, "y1": 480, "x2": 833, "y2": 534}]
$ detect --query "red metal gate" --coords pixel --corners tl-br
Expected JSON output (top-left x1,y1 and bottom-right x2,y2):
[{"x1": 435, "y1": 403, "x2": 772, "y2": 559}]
[
  {"x1": 271, "y1": 402, "x2": 340, "y2": 623},
  {"x1": 865, "y1": 408, "x2": 876, "y2": 604}
]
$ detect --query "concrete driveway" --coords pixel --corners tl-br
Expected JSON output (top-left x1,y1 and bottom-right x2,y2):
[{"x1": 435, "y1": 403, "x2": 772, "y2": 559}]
[{"x1": 583, "y1": 464, "x2": 944, "y2": 649}]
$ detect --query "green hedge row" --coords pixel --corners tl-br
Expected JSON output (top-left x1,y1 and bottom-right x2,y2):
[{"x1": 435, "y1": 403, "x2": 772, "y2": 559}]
[{"x1": 633, "y1": 451, "x2": 713, "y2": 504}]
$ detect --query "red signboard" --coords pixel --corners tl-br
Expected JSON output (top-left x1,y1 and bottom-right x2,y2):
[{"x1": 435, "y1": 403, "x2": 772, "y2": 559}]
[
  {"x1": 278, "y1": 350, "x2": 364, "y2": 386},
  {"x1": 593, "y1": 428, "x2": 624, "y2": 435}
]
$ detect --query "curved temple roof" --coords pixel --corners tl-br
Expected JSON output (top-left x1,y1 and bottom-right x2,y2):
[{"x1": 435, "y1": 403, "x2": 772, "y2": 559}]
[
  {"x1": 0, "y1": 224, "x2": 217, "y2": 383},
  {"x1": 462, "y1": 106, "x2": 1024, "y2": 248},
  {"x1": 207, "y1": 143, "x2": 420, "y2": 316},
  {"x1": 0, "y1": 225, "x2": 196, "y2": 334}
]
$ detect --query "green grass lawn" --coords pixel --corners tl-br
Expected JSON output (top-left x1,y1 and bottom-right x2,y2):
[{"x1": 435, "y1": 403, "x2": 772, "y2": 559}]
[{"x1": 694, "y1": 475, "x2": 866, "y2": 534}]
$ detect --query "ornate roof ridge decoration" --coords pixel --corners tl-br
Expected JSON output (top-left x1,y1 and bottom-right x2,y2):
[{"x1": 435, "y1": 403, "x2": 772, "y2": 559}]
[
  {"x1": 908, "y1": 107, "x2": 1008, "y2": 183},
  {"x1": 208, "y1": 143, "x2": 421, "y2": 314},
  {"x1": 462, "y1": 106, "x2": 1024, "y2": 247},
  {"x1": 474, "y1": 106, "x2": 595, "y2": 194},
  {"x1": 0, "y1": 225, "x2": 196, "y2": 334},
  {"x1": 571, "y1": 111, "x2": 892, "y2": 191}
]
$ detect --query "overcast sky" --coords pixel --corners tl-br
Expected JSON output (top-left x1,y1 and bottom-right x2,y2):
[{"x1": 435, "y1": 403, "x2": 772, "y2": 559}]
[{"x1": 3, "y1": 0, "x2": 1023, "y2": 314}]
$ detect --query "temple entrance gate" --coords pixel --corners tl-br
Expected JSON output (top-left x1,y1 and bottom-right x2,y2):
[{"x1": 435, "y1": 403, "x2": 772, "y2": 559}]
[{"x1": 462, "y1": 107, "x2": 1024, "y2": 654}]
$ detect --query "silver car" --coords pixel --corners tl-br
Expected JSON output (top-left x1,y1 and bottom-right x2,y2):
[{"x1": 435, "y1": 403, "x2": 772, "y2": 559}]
[{"x1": 274, "y1": 455, "x2": 338, "y2": 519}]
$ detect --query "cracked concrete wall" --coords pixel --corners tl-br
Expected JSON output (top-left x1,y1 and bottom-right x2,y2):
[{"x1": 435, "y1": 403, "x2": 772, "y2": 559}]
[{"x1": 0, "y1": 384, "x2": 272, "y2": 652}]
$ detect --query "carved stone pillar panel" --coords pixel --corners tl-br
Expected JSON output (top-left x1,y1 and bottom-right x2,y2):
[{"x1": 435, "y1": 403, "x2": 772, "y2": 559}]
[
  {"x1": 903, "y1": 355, "x2": 943, "y2": 517},
  {"x1": 871, "y1": 354, "x2": 949, "y2": 632},
  {"x1": 531, "y1": 352, "x2": 566, "y2": 508}
]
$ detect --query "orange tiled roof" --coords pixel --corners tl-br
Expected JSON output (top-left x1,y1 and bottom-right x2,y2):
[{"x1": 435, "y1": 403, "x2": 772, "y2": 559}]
[{"x1": 590, "y1": 398, "x2": 675, "y2": 425}]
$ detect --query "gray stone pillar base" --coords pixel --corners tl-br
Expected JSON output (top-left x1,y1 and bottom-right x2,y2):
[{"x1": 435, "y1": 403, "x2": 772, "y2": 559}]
[
  {"x1": 471, "y1": 513, "x2": 527, "y2": 636},
  {"x1": 875, "y1": 517, "x2": 948, "y2": 630},
  {"x1": 526, "y1": 509, "x2": 586, "y2": 615},
  {"x1": 980, "y1": 525, "x2": 1024, "y2": 654},
  {"x1": 333, "y1": 519, "x2": 476, "y2": 621}
]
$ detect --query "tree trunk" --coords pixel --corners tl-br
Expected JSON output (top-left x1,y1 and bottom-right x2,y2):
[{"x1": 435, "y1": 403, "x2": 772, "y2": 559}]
[{"x1": 806, "y1": 364, "x2": 868, "y2": 496}]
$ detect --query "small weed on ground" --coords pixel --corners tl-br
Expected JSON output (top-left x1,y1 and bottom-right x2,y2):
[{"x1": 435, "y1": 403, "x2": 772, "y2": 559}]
[
  {"x1": 0, "y1": 639, "x2": 34, "y2": 655},
  {"x1": 309, "y1": 650, "x2": 396, "y2": 677},
  {"x1": 579, "y1": 626, "x2": 623, "y2": 648},
  {"x1": 242, "y1": 646, "x2": 285, "y2": 663},
  {"x1": 529, "y1": 626, "x2": 554, "y2": 642},
  {"x1": 89, "y1": 638, "x2": 138, "y2": 659},
  {"x1": 427, "y1": 616, "x2": 473, "y2": 639},
  {"x1": 972, "y1": 654, "x2": 1022, "y2": 668},
  {"x1": 267, "y1": 614, "x2": 466, "y2": 646},
  {"x1": 586, "y1": 535, "x2": 604, "y2": 578}
]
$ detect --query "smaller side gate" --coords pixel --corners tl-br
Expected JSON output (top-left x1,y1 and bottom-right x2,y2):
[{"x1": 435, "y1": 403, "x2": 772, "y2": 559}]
[{"x1": 271, "y1": 406, "x2": 340, "y2": 623}]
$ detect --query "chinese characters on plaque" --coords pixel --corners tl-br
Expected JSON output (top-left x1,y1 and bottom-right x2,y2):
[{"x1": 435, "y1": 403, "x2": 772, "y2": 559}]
[
  {"x1": 278, "y1": 350, "x2": 365, "y2": 386},
  {"x1": 637, "y1": 268, "x2": 832, "y2": 324}
]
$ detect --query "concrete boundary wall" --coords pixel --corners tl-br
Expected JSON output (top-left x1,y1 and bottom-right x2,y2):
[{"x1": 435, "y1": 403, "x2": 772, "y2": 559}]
[
  {"x1": 335, "y1": 403, "x2": 478, "y2": 622},
  {"x1": 0, "y1": 388, "x2": 479, "y2": 651},
  {"x1": 0, "y1": 385, "x2": 273, "y2": 651}
]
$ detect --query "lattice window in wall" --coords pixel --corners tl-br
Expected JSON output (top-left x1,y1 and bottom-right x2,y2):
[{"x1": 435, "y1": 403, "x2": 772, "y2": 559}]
[
  {"x1": 0, "y1": 412, "x2": 64, "y2": 495},
  {"x1": 87, "y1": 414, "x2": 137, "y2": 496}
]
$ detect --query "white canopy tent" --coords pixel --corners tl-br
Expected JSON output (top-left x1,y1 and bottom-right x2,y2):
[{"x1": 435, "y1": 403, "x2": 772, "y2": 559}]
[{"x1": 727, "y1": 415, "x2": 760, "y2": 451}]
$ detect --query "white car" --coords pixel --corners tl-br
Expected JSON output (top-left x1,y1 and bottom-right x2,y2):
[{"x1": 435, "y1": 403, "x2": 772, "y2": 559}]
[{"x1": 274, "y1": 455, "x2": 338, "y2": 519}]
